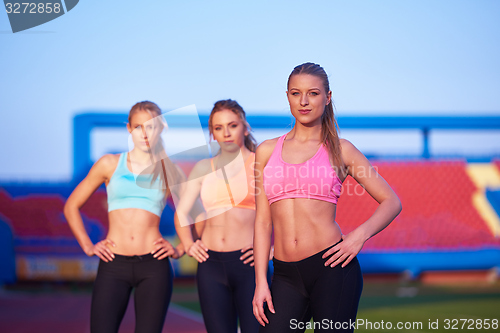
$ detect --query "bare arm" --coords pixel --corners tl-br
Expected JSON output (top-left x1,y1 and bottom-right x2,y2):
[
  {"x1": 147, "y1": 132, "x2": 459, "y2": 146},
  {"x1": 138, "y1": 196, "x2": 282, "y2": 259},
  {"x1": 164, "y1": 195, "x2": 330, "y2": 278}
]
[
  {"x1": 253, "y1": 141, "x2": 275, "y2": 285},
  {"x1": 169, "y1": 164, "x2": 206, "y2": 258},
  {"x1": 173, "y1": 160, "x2": 209, "y2": 262},
  {"x1": 63, "y1": 154, "x2": 117, "y2": 261},
  {"x1": 252, "y1": 139, "x2": 278, "y2": 326},
  {"x1": 191, "y1": 210, "x2": 206, "y2": 240},
  {"x1": 323, "y1": 139, "x2": 402, "y2": 267}
]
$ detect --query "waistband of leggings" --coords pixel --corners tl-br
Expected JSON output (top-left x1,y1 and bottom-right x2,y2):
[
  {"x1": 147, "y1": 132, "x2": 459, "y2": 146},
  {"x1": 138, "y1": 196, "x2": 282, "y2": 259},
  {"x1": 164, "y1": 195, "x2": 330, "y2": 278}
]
[
  {"x1": 272, "y1": 238, "x2": 342, "y2": 266},
  {"x1": 206, "y1": 248, "x2": 249, "y2": 262},
  {"x1": 111, "y1": 253, "x2": 159, "y2": 262}
]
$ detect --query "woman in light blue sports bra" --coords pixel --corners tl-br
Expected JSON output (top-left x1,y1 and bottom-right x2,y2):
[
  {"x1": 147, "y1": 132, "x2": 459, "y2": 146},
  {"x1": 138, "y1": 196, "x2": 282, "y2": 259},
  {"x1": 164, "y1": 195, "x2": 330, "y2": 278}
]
[{"x1": 64, "y1": 101, "x2": 199, "y2": 333}]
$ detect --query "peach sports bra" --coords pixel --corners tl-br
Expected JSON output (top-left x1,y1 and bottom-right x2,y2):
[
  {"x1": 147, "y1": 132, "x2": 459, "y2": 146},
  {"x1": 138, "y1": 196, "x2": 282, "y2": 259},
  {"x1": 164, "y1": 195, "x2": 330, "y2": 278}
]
[
  {"x1": 263, "y1": 134, "x2": 342, "y2": 205},
  {"x1": 200, "y1": 153, "x2": 256, "y2": 212}
]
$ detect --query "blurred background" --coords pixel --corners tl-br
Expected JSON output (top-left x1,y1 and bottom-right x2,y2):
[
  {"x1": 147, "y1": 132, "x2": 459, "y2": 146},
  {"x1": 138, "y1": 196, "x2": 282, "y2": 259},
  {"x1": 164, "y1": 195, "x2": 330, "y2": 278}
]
[{"x1": 1, "y1": 1, "x2": 499, "y2": 332}]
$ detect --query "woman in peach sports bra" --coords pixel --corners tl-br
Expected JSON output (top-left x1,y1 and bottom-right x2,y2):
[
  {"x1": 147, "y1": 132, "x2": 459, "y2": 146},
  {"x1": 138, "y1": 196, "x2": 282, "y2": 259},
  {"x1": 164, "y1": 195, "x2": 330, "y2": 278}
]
[
  {"x1": 175, "y1": 99, "x2": 269, "y2": 333},
  {"x1": 252, "y1": 63, "x2": 402, "y2": 332}
]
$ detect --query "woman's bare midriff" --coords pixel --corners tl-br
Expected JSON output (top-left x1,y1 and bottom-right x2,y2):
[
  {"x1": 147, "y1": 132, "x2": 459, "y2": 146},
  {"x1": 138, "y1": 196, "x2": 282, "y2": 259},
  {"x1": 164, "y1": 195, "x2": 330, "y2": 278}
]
[
  {"x1": 271, "y1": 198, "x2": 342, "y2": 262},
  {"x1": 106, "y1": 209, "x2": 162, "y2": 256},
  {"x1": 201, "y1": 207, "x2": 256, "y2": 252}
]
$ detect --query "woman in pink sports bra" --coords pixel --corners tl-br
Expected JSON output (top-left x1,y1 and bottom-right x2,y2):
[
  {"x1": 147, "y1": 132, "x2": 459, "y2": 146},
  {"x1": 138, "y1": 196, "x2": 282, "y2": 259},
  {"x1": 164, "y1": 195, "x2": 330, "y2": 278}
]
[
  {"x1": 174, "y1": 99, "x2": 268, "y2": 333},
  {"x1": 253, "y1": 63, "x2": 402, "y2": 332}
]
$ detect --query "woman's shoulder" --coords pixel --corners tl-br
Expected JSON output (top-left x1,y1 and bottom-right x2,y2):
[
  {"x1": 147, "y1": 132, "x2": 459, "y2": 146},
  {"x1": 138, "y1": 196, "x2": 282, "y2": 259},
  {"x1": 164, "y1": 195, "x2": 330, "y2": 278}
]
[
  {"x1": 100, "y1": 152, "x2": 121, "y2": 162},
  {"x1": 87, "y1": 153, "x2": 121, "y2": 180},
  {"x1": 193, "y1": 157, "x2": 213, "y2": 169},
  {"x1": 339, "y1": 138, "x2": 355, "y2": 150},
  {"x1": 95, "y1": 154, "x2": 121, "y2": 170},
  {"x1": 255, "y1": 136, "x2": 281, "y2": 166},
  {"x1": 256, "y1": 136, "x2": 281, "y2": 154},
  {"x1": 339, "y1": 139, "x2": 365, "y2": 164},
  {"x1": 189, "y1": 157, "x2": 213, "y2": 179}
]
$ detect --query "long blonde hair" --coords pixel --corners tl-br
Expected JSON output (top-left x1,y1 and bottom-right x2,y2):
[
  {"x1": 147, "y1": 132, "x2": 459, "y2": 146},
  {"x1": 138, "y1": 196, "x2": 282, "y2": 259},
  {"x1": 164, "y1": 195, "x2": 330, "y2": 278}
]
[
  {"x1": 128, "y1": 101, "x2": 182, "y2": 198},
  {"x1": 287, "y1": 63, "x2": 346, "y2": 179}
]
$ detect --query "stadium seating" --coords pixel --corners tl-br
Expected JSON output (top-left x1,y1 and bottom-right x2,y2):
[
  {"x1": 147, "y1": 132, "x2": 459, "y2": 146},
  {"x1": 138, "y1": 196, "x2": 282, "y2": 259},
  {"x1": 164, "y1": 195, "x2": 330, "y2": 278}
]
[{"x1": 337, "y1": 161, "x2": 500, "y2": 250}]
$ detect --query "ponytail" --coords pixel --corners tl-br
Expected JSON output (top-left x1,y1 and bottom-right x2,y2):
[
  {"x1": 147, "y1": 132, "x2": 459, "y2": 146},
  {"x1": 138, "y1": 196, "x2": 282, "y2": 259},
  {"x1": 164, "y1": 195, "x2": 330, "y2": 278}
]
[{"x1": 321, "y1": 101, "x2": 346, "y2": 179}]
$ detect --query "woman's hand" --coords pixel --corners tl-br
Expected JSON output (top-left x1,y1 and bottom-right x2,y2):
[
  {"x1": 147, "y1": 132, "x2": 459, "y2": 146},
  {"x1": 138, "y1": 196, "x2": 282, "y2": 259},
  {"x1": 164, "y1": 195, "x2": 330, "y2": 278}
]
[
  {"x1": 152, "y1": 237, "x2": 178, "y2": 260},
  {"x1": 240, "y1": 245, "x2": 254, "y2": 266},
  {"x1": 322, "y1": 232, "x2": 366, "y2": 268},
  {"x1": 171, "y1": 243, "x2": 186, "y2": 259},
  {"x1": 253, "y1": 283, "x2": 275, "y2": 326},
  {"x1": 86, "y1": 239, "x2": 116, "y2": 262},
  {"x1": 186, "y1": 239, "x2": 209, "y2": 263}
]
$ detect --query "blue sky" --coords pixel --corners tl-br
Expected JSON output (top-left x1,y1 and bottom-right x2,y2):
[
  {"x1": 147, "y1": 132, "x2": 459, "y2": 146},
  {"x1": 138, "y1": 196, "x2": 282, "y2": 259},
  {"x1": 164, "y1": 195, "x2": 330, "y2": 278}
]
[{"x1": 1, "y1": 0, "x2": 499, "y2": 181}]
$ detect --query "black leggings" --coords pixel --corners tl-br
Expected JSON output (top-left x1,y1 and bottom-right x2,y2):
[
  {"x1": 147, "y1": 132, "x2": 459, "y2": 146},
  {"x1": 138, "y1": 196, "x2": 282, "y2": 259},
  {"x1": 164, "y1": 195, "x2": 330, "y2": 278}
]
[
  {"x1": 260, "y1": 241, "x2": 363, "y2": 333},
  {"x1": 197, "y1": 249, "x2": 260, "y2": 333},
  {"x1": 91, "y1": 253, "x2": 173, "y2": 333}
]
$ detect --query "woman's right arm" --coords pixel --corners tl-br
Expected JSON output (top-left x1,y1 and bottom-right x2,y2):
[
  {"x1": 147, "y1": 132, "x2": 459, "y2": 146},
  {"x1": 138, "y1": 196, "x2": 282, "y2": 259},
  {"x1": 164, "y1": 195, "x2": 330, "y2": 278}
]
[
  {"x1": 63, "y1": 154, "x2": 116, "y2": 261},
  {"x1": 173, "y1": 160, "x2": 208, "y2": 262},
  {"x1": 252, "y1": 140, "x2": 276, "y2": 326},
  {"x1": 168, "y1": 165, "x2": 206, "y2": 258}
]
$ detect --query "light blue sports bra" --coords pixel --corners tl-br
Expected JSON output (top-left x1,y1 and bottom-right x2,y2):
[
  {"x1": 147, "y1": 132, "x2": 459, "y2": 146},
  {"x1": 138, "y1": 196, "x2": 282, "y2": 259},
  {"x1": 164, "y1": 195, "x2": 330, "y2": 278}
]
[{"x1": 107, "y1": 153, "x2": 166, "y2": 217}]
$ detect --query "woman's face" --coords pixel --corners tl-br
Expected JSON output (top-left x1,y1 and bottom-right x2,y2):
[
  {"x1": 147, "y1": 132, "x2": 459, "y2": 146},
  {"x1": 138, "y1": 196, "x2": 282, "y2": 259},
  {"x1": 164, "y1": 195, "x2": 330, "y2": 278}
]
[
  {"x1": 287, "y1": 73, "x2": 331, "y2": 125},
  {"x1": 211, "y1": 108, "x2": 248, "y2": 153},
  {"x1": 127, "y1": 110, "x2": 162, "y2": 152}
]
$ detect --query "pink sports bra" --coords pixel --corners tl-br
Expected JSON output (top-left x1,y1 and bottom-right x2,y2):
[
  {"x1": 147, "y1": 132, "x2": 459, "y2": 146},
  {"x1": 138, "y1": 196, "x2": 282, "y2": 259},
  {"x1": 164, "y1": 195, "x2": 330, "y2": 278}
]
[{"x1": 263, "y1": 133, "x2": 342, "y2": 205}]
